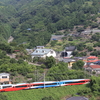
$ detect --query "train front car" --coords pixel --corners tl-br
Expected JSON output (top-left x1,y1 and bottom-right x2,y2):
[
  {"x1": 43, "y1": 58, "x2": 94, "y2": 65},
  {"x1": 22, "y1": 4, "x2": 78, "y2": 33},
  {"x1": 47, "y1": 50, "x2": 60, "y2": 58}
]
[
  {"x1": 30, "y1": 81, "x2": 59, "y2": 89},
  {"x1": 0, "y1": 84, "x2": 13, "y2": 92},
  {"x1": 59, "y1": 79, "x2": 90, "y2": 86},
  {"x1": 0, "y1": 83, "x2": 30, "y2": 92}
]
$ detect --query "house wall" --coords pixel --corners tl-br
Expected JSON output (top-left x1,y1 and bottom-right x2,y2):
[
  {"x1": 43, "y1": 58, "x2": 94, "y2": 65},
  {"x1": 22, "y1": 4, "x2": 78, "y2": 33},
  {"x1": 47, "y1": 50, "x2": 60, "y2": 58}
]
[
  {"x1": 85, "y1": 67, "x2": 100, "y2": 74},
  {"x1": 46, "y1": 50, "x2": 56, "y2": 58},
  {"x1": 0, "y1": 75, "x2": 10, "y2": 83},
  {"x1": 68, "y1": 62, "x2": 75, "y2": 68},
  {"x1": 66, "y1": 51, "x2": 72, "y2": 57}
]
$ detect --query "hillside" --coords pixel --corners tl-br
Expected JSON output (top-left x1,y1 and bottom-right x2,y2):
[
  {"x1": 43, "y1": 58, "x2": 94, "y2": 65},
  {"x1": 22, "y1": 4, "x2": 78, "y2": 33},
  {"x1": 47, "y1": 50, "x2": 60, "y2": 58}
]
[{"x1": 0, "y1": 0, "x2": 100, "y2": 48}]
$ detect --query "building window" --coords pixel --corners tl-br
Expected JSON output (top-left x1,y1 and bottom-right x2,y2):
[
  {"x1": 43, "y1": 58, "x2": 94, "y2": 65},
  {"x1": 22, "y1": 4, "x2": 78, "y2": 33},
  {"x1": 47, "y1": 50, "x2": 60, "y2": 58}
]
[
  {"x1": 42, "y1": 50, "x2": 45, "y2": 53},
  {"x1": 36, "y1": 50, "x2": 38, "y2": 53},
  {"x1": 51, "y1": 51, "x2": 53, "y2": 54},
  {"x1": 2, "y1": 76, "x2": 7, "y2": 78}
]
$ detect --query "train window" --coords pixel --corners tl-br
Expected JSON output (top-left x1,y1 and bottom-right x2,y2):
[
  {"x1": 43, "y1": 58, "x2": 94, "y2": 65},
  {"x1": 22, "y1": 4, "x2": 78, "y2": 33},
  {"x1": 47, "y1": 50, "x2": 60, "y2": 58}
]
[
  {"x1": 15, "y1": 85, "x2": 27, "y2": 88},
  {"x1": 34, "y1": 83, "x2": 57, "y2": 86},
  {"x1": 64, "y1": 81, "x2": 85, "y2": 84},
  {"x1": 34, "y1": 84, "x2": 44, "y2": 86},
  {"x1": 3, "y1": 86, "x2": 12, "y2": 89},
  {"x1": 45, "y1": 83, "x2": 57, "y2": 85}
]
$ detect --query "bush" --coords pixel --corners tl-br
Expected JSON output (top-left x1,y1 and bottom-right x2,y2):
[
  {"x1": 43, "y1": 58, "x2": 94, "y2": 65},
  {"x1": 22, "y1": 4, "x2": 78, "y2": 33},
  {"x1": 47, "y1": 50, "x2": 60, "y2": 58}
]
[
  {"x1": 42, "y1": 96, "x2": 54, "y2": 100},
  {"x1": 0, "y1": 93, "x2": 8, "y2": 100}
]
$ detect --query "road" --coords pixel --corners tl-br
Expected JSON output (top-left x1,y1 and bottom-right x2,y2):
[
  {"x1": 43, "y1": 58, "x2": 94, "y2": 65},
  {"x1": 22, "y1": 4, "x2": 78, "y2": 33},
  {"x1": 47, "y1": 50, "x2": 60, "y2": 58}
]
[{"x1": 82, "y1": 29, "x2": 100, "y2": 34}]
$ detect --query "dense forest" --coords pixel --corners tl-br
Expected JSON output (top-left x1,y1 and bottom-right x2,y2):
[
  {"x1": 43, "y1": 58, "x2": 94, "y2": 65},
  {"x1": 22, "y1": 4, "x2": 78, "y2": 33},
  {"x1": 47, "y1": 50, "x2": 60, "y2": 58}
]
[{"x1": 0, "y1": 0, "x2": 100, "y2": 48}]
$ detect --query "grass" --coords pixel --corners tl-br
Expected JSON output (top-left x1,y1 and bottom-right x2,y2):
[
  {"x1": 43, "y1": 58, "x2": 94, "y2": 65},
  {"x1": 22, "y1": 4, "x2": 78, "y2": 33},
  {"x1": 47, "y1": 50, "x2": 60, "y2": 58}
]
[{"x1": 3, "y1": 84, "x2": 89, "y2": 100}]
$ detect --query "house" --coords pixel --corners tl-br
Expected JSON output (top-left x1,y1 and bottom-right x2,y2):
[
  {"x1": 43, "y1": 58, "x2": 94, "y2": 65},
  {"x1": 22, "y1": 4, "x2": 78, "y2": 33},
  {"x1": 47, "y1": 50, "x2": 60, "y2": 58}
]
[
  {"x1": 31, "y1": 49, "x2": 56, "y2": 58},
  {"x1": 94, "y1": 61, "x2": 100, "y2": 65},
  {"x1": 84, "y1": 64, "x2": 100, "y2": 74},
  {"x1": 74, "y1": 56, "x2": 88, "y2": 65},
  {"x1": 26, "y1": 49, "x2": 33, "y2": 54},
  {"x1": 66, "y1": 96, "x2": 88, "y2": 100},
  {"x1": 87, "y1": 56, "x2": 99, "y2": 63},
  {"x1": 61, "y1": 46, "x2": 76, "y2": 58},
  {"x1": 61, "y1": 58, "x2": 76, "y2": 68},
  {"x1": 0, "y1": 73, "x2": 11, "y2": 84},
  {"x1": 74, "y1": 57, "x2": 87, "y2": 62}
]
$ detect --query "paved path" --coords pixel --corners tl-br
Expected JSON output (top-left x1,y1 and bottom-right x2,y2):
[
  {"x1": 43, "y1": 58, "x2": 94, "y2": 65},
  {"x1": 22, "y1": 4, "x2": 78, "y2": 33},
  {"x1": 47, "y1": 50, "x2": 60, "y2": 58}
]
[{"x1": 82, "y1": 29, "x2": 100, "y2": 34}]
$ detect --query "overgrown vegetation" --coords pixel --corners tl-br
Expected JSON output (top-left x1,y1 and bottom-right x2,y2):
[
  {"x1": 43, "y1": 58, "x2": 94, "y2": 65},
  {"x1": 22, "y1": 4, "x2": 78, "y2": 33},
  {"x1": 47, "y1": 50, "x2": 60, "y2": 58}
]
[{"x1": 0, "y1": 0, "x2": 100, "y2": 48}]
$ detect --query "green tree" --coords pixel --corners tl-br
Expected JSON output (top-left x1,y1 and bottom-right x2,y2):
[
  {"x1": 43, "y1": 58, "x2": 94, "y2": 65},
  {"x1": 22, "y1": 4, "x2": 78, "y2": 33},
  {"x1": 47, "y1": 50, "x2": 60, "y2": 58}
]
[
  {"x1": 10, "y1": 58, "x2": 17, "y2": 63},
  {"x1": 17, "y1": 58, "x2": 24, "y2": 64},
  {"x1": 72, "y1": 60, "x2": 84, "y2": 70},
  {"x1": 0, "y1": 93, "x2": 8, "y2": 100},
  {"x1": 42, "y1": 96, "x2": 54, "y2": 100},
  {"x1": 45, "y1": 56, "x2": 56, "y2": 68}
]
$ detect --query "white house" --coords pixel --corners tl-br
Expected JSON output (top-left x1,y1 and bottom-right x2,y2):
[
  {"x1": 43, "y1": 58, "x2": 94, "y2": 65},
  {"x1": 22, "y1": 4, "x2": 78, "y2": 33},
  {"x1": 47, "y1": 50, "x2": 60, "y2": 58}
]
[{"x1": 31, "y1": 49, "x2": 56, "y2": 58}]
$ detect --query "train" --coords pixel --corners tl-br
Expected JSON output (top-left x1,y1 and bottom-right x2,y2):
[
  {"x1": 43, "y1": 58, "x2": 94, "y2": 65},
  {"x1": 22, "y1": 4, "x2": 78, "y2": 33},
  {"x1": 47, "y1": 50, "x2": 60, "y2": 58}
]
[{"x1": 0, "y1": 79, "x2": 90, "y2": 92}]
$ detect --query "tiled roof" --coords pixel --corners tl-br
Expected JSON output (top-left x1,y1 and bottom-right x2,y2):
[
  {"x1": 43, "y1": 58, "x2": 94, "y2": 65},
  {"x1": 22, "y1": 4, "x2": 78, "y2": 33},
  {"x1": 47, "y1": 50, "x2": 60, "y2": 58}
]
[
  {"x1": 84, "y1": 65, "x2": 100, "y2": 69},
  {"x1": 87, "y1": 56, "x2": 98, "y2": 59},
  {"x1": 87, "y1": 60, "x2": 99, "y2": 63}
]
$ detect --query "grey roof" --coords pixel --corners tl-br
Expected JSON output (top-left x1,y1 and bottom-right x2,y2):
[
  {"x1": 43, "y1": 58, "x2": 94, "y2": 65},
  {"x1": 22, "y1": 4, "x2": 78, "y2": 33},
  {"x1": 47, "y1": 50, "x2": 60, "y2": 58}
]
[
  {"x1": 31, "y1": 49, "x2": 53, "y2": 56},
  {"x1": 60, "y1": 58, "x2": 76, "y2": 63},
  {"x1": 74, "y1": 57, "x2": 87, "y2": 60},
  {"x1": 67, "y1": 96, "x2": 88, "y2": 100},
  {"x1": 65, "y1": 46, "x2": 76, "y2": 51}
]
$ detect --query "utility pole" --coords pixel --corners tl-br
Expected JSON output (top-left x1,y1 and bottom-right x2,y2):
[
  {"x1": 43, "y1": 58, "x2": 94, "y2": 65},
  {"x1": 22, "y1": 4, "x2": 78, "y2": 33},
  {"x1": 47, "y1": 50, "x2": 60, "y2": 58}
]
[{"x1": 44, "y1": 72, "x2": 45, "y2": 89}]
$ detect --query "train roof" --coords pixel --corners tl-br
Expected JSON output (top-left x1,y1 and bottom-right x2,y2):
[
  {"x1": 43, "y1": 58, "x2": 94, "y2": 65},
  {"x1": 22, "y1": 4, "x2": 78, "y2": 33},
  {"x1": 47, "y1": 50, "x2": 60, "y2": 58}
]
[
  {"x1": 15, "y1": 83, "x2": 27, "y2": 85},
  {"x1": 33, "y1": 81, "x2": 58, "y2": 84},
  {"x1": 60, "y1": 79, "x2": 90, "y2": 82},
  {"x1": 0, "y1": 84, "x2": 12, "y2": 86}
]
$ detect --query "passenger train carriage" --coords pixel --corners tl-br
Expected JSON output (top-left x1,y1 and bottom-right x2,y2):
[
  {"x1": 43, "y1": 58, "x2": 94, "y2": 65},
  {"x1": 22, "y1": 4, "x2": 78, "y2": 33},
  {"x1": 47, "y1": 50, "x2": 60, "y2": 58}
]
[{"x1": 0, "y1": 79, "x2": 90, "y2": 92}]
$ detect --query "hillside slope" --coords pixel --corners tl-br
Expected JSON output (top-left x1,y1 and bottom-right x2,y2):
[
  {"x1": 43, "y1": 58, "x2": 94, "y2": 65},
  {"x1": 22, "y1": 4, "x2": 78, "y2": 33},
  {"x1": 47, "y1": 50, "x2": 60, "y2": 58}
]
[
  {"x1": 3, "y1": 85, "x2": 88, "y2": 100},
  {"x1": 0, "y1": 0, "x2": 100, "y2": 47}
]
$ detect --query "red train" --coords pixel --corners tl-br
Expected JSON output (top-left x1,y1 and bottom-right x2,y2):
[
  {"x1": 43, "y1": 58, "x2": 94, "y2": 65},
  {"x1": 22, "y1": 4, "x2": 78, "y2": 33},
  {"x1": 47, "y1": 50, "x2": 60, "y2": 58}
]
[{"x1": 0, "y1": 79, "x2": 90, "y2": 92}]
